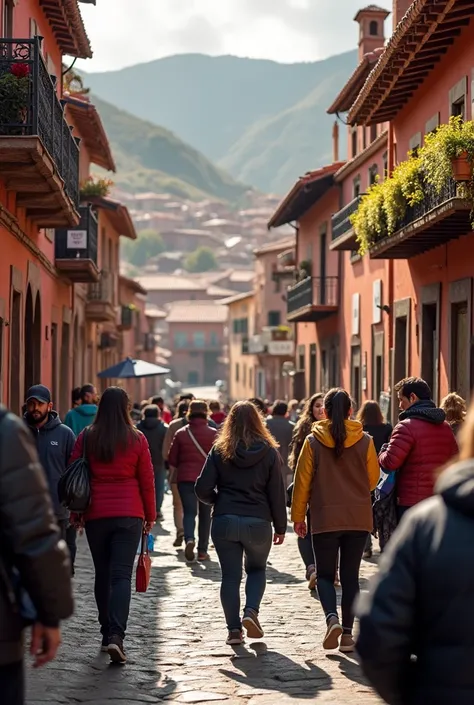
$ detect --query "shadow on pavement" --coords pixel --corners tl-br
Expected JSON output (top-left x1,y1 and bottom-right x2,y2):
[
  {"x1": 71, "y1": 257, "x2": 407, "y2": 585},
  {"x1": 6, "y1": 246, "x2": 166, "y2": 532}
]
[{"x1": 219, "y1": 645, "x2": 333, "y2": 699}]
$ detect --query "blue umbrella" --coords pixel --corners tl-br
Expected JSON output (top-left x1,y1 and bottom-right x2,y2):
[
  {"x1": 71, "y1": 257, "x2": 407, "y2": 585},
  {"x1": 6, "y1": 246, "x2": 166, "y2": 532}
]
[{"x1": 97, "y1": 357, "x2": 170, "y2": 379}]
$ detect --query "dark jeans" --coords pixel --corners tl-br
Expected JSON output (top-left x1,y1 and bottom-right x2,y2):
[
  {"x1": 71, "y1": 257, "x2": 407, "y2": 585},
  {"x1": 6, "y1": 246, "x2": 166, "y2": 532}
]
[
  {"x1": 0, "y1": 661, "x2": 23, "y2": 705},
  {"x1": 85, "y1": 517, "x2": 143, "y2": 640},
  {"x1": 57, "y1": 520, "x2": 77, "y2": 575},
  {"x1": 312, "y1": 530, "x2": 368, "y2": 632},
  {"x1": 178, "y1": 481, "x2": 211, "y2": 552},
  {"x1": 155, "y1": 469, "x2": 165, "y2": 513},
  {"x1": 297, "y1": 510, "x2": 315, "y2": 570},
  {"x1": 397, "y1": 505, "x2": 410, "y2": 522},
  {"x1": 212, "y1": 514, "x2": 273, "y2": 631}
]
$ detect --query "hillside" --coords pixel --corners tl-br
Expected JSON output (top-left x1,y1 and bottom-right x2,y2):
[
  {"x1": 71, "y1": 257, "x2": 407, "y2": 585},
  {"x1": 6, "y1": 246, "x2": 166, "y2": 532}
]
[
  {"x1": 90, "y1": 94, "x2": 249, "y2": 202},
  {"x1": 83, "y1": 51, "x2": 357, "y2": 194}
]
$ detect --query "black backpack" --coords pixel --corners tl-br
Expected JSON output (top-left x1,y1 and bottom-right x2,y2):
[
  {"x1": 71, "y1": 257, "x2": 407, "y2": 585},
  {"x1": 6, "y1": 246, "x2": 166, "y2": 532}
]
[{"x1": 58, "y1": 429, "x2": 91, "y2": 512}]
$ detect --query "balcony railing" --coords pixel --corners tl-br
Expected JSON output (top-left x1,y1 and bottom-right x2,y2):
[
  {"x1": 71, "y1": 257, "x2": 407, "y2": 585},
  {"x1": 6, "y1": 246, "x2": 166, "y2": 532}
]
[
  {"x1": 287, "y1": 276, "x2": 339, "y2": 322},
  {"x1": 0, "y1": 37, "x2": 79, "y2": 207},
  {"x1": 330, "y1": 196, "x2": 363, "y2": 250},
  {"x1": 369, "y1": 177, "x2": 472, "y2": 259},
  {"x1": 120, "y1": 305, "x2": 134, "y2": 330},
  {"x1": 88, "y1": 270, "x2": 113, "y2": 303}
]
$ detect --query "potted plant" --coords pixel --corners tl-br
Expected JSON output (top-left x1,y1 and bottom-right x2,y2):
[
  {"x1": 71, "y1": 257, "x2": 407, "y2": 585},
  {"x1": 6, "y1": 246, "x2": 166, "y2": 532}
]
[
  {"x1": 0, "y1": 63, "x2": 30, "y2": 134},
  {"x1": 298, "y1": 259, "x2": 312, "y2": 279},
  {"x1": 422, "y1": 115, "x2": 474, "y2": 186},
  {"x1": 80, "y1": 176, "x2": 114, "y2": 199}
]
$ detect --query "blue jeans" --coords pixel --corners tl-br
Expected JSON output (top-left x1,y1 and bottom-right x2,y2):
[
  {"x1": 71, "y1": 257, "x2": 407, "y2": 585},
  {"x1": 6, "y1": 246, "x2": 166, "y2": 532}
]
[
  {"x1": 85, "y1": 517, "x2": 143, "y2": 639},
  {"x1": 154, "y1": 469, "x2": 165, "y2": 513},
  {"x1": 178, "y1": 481, "x2": 211, "y2": 552},
  {"x1": 212, "y1": 514, "x2": 273, "y2": 631}
]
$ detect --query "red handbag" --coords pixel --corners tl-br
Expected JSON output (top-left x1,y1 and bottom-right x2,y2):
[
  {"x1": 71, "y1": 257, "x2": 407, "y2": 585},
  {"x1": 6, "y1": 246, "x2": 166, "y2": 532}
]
[{"x1": 136, "y1": 532, "x2": 152, "y2": 593}]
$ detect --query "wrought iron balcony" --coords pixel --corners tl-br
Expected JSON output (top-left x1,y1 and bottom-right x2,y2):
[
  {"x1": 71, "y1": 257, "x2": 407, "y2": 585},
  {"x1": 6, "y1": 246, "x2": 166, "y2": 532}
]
[
  {"x1": 144, "y1": 332, "x2": 156, "y2": 352},
  {"x1": 330, "y1": 196, "x2": 363, "y2": 251},
  {"x1": 369, "y1": 178, "x2": 472, "y2": 259},
  {"x1": 54, "y1": 205, "x2": 98, "y2": 282},
  {"x1": 287, "y1": 276, "x2": 339, "y2": 322},
  {"x1": 119, "y1": 305, "x2": 134, "y2": 331},
  {"x1": 0, "y1": 37, "x2": 80, "y2": 226},
  {"x1": 86, "y1": 271, "x2": 115, "y2": 322}
]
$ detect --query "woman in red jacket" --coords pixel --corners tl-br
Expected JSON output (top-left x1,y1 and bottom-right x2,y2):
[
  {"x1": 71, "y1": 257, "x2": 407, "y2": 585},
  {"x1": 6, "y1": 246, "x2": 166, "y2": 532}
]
[
  {"x1": 168, "y1": 400, "x2": 217, "y2": 562},
  {"x1": 69, "y1": 387, "x2": 155, "y2": 664}
]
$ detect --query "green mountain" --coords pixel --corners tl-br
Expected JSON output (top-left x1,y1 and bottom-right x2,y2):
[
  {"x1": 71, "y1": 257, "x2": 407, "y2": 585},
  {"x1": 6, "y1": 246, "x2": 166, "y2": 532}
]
[
  {"x1": 90, "y1": 94, "x2": 249, "y2": 201},
  {"x1": 83, "y1": 51, "x2": 357, "y2": 194}
]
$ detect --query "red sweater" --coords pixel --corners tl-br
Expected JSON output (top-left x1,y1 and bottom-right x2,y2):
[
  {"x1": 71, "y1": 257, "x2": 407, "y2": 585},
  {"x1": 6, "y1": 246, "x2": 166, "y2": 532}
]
[
  {"x1": 69, "y1": 430, "x2": 156, "y2": 522},
  {"x1": 168, "y1": 418, "x2": 217, "y2": 483}
]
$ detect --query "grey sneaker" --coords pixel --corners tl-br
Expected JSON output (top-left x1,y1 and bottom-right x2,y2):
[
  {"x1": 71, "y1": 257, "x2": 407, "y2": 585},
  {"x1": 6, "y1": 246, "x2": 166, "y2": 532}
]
[
  {"x1": 108, "y1": 635, "x2": 126, "y2": 664},
  {"x1": 242, "y1": 608, "x2": 264, "y2": 638}
]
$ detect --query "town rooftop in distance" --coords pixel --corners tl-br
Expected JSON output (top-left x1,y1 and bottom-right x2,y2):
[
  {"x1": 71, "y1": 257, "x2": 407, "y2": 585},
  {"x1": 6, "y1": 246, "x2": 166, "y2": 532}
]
[{"x1": 267, "y1": 163, "x2": 345, "y2": 229}]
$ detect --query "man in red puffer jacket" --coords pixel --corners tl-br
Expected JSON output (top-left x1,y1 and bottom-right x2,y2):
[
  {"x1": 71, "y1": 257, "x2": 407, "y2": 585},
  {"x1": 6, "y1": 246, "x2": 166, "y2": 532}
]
[
  {"x1": 379, "y1": 377, "x2": 458, "y2": 521},
  {"x1": 168, "y1": 400, "x2": 217, "y2": 562}
]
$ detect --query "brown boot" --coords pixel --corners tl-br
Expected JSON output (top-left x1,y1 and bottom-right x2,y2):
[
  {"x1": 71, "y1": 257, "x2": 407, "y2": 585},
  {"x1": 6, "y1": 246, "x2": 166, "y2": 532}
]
[{"x1": 323, "y1": 616, "x2": 342, "y2": 650}]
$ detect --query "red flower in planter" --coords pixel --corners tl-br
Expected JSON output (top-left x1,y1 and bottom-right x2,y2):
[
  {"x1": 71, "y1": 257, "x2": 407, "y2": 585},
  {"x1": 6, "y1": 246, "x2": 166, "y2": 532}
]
[{"x1": 11, "y1": 63, "x2": 30, "y2": 79}]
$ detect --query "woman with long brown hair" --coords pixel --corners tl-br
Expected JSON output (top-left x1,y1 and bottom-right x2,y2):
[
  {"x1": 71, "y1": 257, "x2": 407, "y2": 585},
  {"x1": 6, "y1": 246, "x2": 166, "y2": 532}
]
[
  {"x1": 288, "y1": 393, "x2": 324, "y2": 589},
  {"x1": 69, "y1": 386, "x2": 155, "y2": 664},
  {"x1": 196, "y1": 401, "x2": 287, "y2": 646}
]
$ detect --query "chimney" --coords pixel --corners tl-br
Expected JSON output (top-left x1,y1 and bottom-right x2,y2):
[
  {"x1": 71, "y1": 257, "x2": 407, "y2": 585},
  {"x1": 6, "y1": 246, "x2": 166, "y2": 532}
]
[
  {"x1": 393, "y1": 0, "x2": 412, "y2": 29},
  {"x1": 332, "y1": 121, "x2": 339, "y2": 163}
]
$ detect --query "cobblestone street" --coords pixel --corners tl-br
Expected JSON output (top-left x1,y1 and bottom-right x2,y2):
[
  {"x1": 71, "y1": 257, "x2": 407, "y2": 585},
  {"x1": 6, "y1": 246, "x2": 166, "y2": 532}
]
[{"x1": 27, "y1": 497, "x2": 382, "y2": 705}]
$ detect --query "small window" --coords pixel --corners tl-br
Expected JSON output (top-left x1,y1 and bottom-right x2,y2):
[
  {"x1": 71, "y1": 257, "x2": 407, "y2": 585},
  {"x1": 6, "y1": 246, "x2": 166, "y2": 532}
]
[
  {"x1": 370, "y1": 123, "x2": 377, "y2": 143},
  {"x1": 353, "y1": 176, "x2": 361, "y2": 198},
  {"x1": 351, "y1": 129, "x2": 358, "y2": 158},
  {"x1": 362, "y1": 127, "x2": 367, "y2": 150},
  {"x1": 3, "y1": 0, "x2": 14, "y2": 37},
  {"x1": 274, "y1": 276, "x2": 281, "y2": 293},
  {"x1": 243, "y1": 364, "x2": 247, "y2": 386},
  {"x1": 174, "y1": 332, "x2": 187, "y2": 349},
  {"x1": 210, "y1": 331, "x2": 218, "y2": 346},
  {"x1": 268, "y1": 311, "x2": 281, "y2": 327},
  {"x1": 452, "y1": 98, "x2": 465, "y2": 120},
  {"x1": 382, "y1": 151, "x2": 388, "y2": 177},
  {"x1": 369, "y1": 20, "x2": 378, "y2": 36},
  {"x1": 249, "y1": 367, "x2": 253, "y2": 389},
  {"x1": 193, "y1": 331, "x2": 205, "y2": 348},
  {"x1": 235, "y1": 363, "x2": 240, "y2": 382},
  {"x1": 369, "y1": 164, "x2": 378, "y2": 186},
  {"x1": 298, "y1": 345, "x2": 305, "y2": 371}
]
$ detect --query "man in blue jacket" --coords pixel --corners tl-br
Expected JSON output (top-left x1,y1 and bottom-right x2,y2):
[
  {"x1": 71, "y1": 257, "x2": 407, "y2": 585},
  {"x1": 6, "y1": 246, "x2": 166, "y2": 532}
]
[
  {"x1": 24, "y1": 385, "x2": 76, "y2": 544},
  {"x1": 64, "y1": 383, "x2": 98, "y2": 435}
]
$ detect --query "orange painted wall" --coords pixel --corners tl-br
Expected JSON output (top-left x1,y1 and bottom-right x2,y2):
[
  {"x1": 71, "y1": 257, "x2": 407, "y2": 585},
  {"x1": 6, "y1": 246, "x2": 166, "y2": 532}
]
[{"x1": 389, "y1": 20, "x2": 474, "y2": 400}]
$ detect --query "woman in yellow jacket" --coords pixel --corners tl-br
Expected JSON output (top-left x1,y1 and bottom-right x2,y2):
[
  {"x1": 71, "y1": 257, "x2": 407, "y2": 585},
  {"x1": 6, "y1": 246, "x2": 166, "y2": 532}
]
[{"x1": 292, "y1": 388, "x2": 379, "y2": 654}]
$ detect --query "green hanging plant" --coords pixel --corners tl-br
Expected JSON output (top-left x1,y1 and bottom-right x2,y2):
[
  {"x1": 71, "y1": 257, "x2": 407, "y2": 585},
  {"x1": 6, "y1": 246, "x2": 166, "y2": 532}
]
[{"x1": 421, "y1": 115, "x2": 474, "y2": 191}]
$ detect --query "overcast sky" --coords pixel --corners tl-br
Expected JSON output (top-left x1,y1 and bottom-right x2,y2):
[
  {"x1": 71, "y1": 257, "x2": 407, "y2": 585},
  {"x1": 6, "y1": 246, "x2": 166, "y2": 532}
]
[{"x1": 76, "y1": 0, "x2": 392, "y2": 73}]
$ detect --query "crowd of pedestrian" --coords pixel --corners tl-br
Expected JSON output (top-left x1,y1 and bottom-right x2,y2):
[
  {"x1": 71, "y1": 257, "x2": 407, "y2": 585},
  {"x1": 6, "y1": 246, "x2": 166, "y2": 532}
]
[{"x1": 1, "y1": 374, "x2": 472, "y2": 705}]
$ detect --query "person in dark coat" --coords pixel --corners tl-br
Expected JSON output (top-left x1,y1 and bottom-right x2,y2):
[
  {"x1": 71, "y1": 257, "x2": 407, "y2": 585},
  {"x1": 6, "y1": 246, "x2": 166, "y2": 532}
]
[
  {"x1": 357, "y1": 400, "x2": 474, "y2": 705},
  {"x1": 196, "y1": 401, "x2": 287, "y2": 646},
  {"x1": 0, "y1": 406, "x2": 73, "y2": 704},
  {"x1": 24, "y1": 385, "x2": 76, "y2": 539},
  {"x1": 378, "y1": 377, "x2": 458, "y2": 521},
  {"x1": 137, "y1": 404, "x2": 168, "y2": 520},
  {"x1": 266, "y1": 400, "x2": 295, "y2": 482}
]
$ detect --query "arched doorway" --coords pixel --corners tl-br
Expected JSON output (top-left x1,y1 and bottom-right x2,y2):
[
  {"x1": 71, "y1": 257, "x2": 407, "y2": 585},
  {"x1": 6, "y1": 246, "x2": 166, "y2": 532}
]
[
  {"x1": 33, "y1": 293, "x2": 41, "y2": 383},
  {"x1": 24, "y1": 286, "x2": 34, "y2": 393}
]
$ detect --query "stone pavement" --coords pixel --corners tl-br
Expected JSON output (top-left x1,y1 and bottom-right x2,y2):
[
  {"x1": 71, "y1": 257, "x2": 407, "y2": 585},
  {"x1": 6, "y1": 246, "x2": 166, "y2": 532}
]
[{"x1": 27, "y1": 496, "x2": 383, "y2": 705}]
